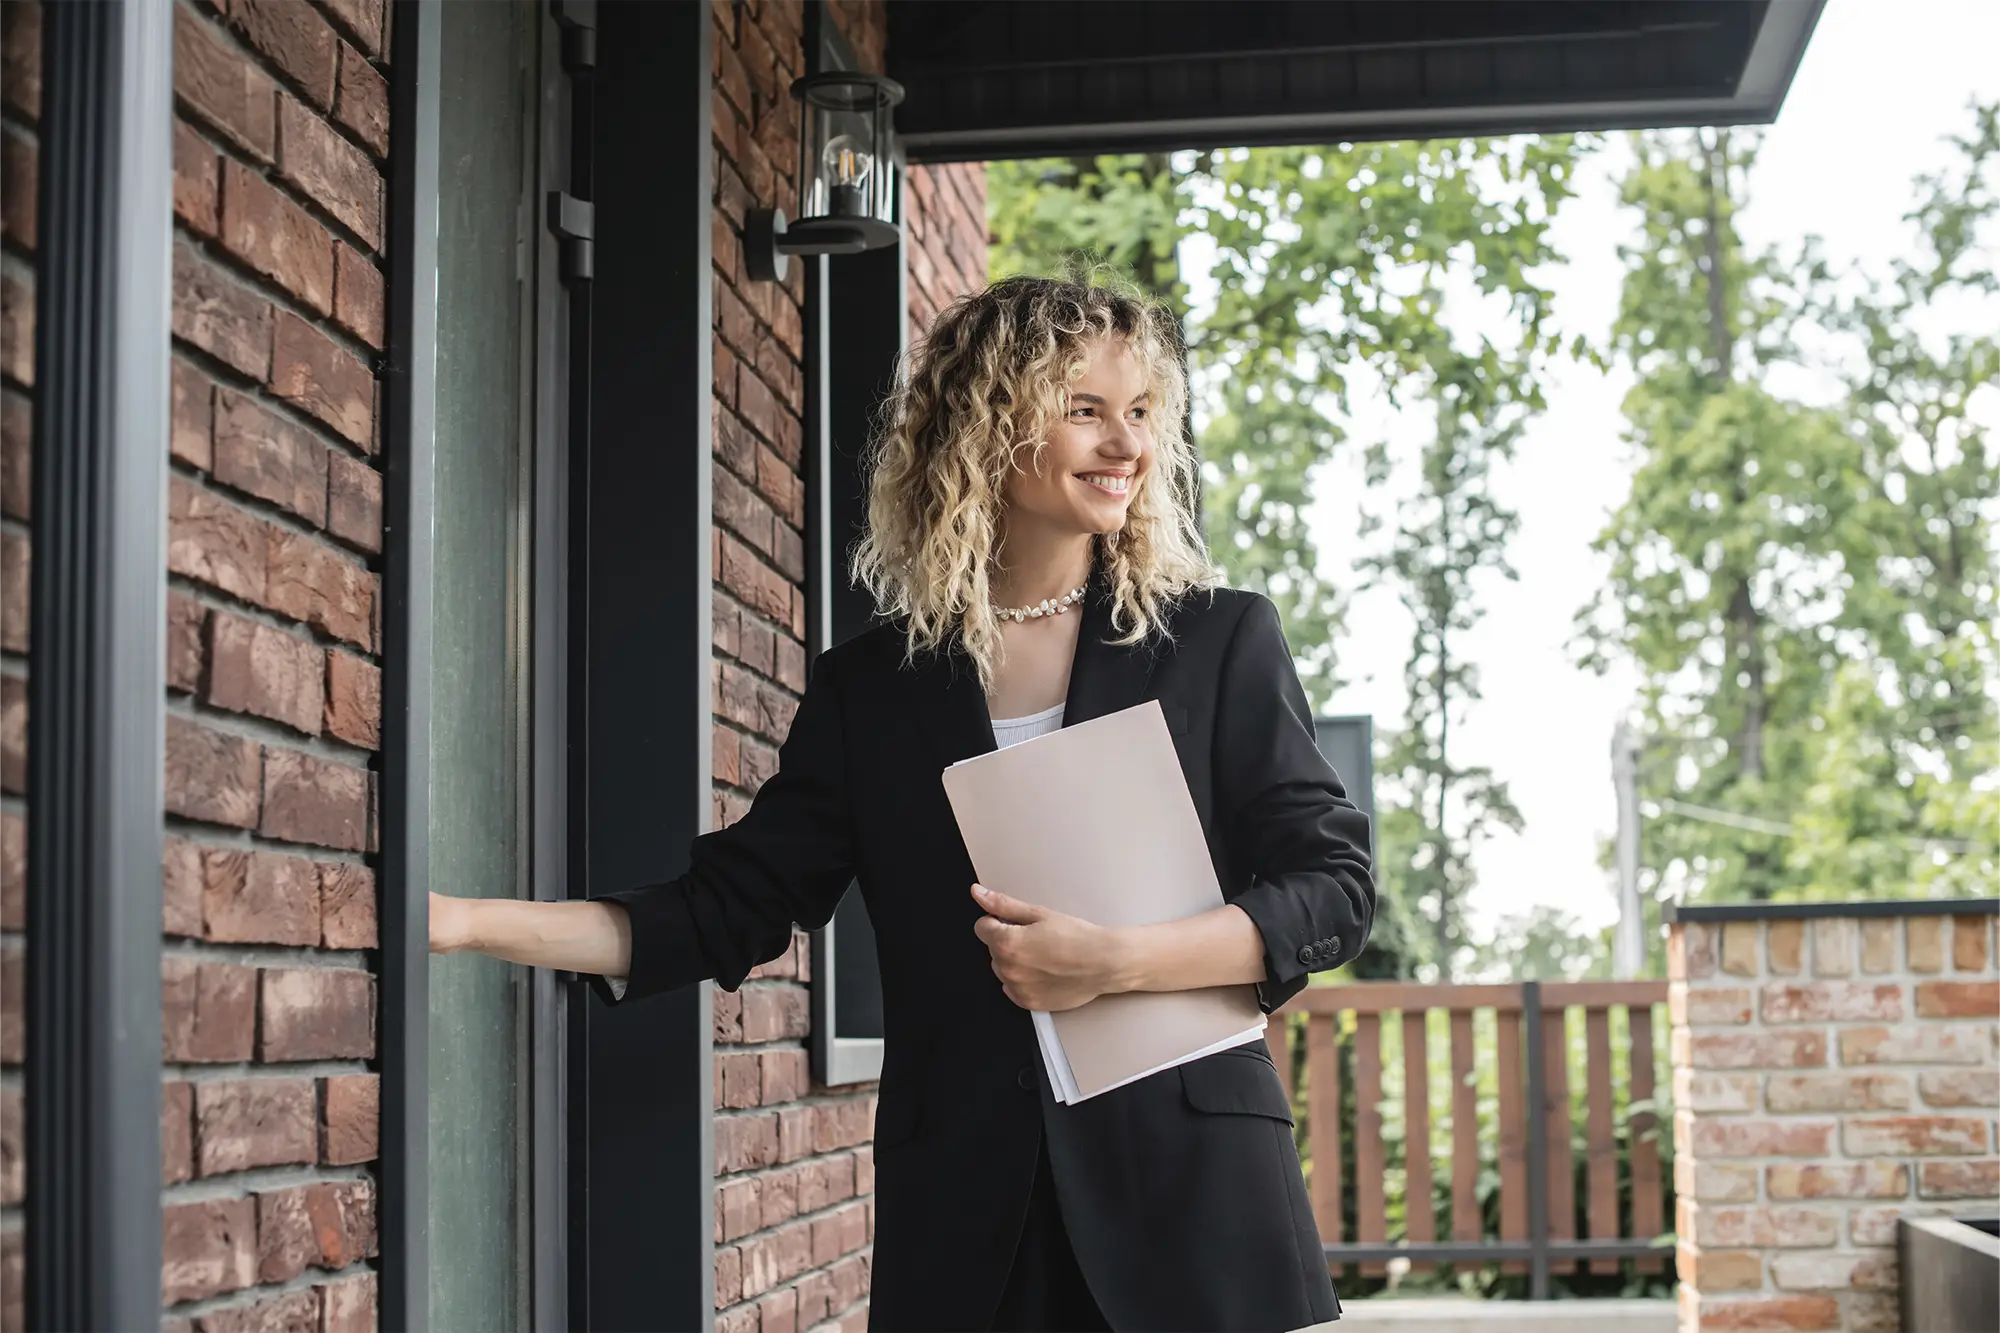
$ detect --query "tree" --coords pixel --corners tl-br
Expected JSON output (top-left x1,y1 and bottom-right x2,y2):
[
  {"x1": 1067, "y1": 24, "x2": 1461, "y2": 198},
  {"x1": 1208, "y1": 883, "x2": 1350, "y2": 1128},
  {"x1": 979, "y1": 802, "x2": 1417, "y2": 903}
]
[
  {"x1": 1580, "y1": 107, "x2": 2000, "y2": 909},
  {"x1": 1361, "y1": 374, "x2": 1528, "y2": 974}
]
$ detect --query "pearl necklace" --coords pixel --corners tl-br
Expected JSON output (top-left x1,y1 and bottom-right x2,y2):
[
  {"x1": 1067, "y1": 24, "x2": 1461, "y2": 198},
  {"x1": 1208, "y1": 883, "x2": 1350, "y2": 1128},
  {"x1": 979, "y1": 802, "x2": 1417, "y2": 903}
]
[{"x1": 993, "y1": 584, "x2": 1087, "y2": 624}]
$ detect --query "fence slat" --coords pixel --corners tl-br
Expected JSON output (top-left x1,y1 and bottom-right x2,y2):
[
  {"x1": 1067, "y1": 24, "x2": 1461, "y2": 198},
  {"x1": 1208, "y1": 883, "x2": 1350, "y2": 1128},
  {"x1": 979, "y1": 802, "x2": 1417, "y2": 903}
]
[
  {"x1": 1449, "y1": 1010, "x2": 1479, "y2": 1247},
  {"x1": 1307, "y1": 1013, "x2": 1343, "y2": 1245},
  {"x1": 1543, "y1": 1004, "x2": 1576, "y2": 1275},
  {"x1": 1584, "y1": 1006, "x2": 1618, "y2": 1273},
  {"x1": 1496, "y1": 1008, "x2": 1527, "y2": 1275},
  {"x1": 1629, "y1": 1004, "x2": 1666, "y2": 1274},
  {"x1": 1355, "y1": 1012, "x2": 1385, "y2": 1276},
  {"x1": 1402, "y1": 1010, "x2": 1434, "y2": 1266},
  {"x1": 1267, "y1": 1014, "x2": 1291, "y2": 1085}
]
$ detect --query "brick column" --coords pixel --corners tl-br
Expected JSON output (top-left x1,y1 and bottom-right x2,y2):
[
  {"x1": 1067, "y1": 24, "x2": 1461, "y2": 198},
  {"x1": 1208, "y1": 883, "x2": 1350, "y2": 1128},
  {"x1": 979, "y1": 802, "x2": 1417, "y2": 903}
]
[{"x1": 1669, "y1": 906, "x2": 2000, "y2": 1333}]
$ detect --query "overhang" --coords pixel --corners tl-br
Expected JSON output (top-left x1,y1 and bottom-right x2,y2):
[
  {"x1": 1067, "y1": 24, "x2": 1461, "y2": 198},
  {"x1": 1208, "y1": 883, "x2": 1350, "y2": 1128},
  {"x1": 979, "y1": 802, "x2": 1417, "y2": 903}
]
[{"x1": 887, "y1": 0, "x2": 1825, "y2": 162}]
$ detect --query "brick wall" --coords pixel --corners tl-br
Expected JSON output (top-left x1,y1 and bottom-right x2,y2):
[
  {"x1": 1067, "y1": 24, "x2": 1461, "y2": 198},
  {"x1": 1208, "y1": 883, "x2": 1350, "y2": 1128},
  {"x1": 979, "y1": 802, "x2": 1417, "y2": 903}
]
[
  {"x1": 159, "y1": 0, "x2": 389, "y2": 1327},
  {"x1": 0, "y1": 0, "x2": 39, "y2": 1324},
  {"x1": 1669, "y1": 910, "x2": 2000, "y2": 1333},
  {"x1": 708, "y1": 3, "x2": 986, "y2": 1331}
]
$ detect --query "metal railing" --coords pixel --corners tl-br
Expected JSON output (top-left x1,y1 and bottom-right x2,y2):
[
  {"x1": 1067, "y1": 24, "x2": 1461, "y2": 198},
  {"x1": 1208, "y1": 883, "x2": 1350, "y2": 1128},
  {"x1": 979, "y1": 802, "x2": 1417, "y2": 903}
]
[{"x1": 1268, "y1": 979, "x2": 1674, "y2": 1297}]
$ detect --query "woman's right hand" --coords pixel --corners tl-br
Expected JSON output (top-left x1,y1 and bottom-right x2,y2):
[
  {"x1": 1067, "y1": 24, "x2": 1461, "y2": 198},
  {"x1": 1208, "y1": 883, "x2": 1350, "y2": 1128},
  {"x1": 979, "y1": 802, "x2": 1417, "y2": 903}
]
[{"x1": 429, "y1": 891, "x2": 475, "y2": 954}]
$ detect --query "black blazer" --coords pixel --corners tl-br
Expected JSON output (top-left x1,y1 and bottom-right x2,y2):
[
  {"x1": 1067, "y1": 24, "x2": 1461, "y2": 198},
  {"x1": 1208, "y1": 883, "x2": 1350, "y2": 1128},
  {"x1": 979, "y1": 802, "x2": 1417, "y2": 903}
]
[{"x1": 595, "y1": 574, "x2": 1375, "y2": 1331}]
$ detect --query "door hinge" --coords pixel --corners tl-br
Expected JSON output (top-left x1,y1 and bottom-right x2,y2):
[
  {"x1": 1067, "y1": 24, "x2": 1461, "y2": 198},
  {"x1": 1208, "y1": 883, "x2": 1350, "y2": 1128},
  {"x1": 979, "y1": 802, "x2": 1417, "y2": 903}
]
[
  {"x1": 547, "y1": 191, "x2": 595, "y2": 283},
  {"x1": 550, "y1": 0, "x2": 597, "y2": 73}
]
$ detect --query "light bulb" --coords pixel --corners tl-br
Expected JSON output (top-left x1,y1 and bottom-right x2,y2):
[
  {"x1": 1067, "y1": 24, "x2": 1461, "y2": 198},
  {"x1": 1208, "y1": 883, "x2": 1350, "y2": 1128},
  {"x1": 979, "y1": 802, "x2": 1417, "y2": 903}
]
[{"x1": 822, "y1": 133, "x2": 872, "y2": 217}]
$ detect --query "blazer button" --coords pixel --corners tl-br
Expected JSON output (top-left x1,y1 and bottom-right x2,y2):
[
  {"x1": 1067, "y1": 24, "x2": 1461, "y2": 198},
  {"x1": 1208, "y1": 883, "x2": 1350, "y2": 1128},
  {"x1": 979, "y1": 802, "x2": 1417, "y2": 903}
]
[
  {"x1": 1017, "y1": 1065, "x2": 1035, "y2": 1091},
  {"x1": 1297, "y1": 944, "x2": 1317, "y2": 966}
]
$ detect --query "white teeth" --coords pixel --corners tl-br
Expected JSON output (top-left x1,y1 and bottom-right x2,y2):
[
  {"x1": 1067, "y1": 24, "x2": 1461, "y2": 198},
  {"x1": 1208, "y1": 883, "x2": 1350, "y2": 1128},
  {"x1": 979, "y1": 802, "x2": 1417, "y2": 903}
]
[{"x1": 1082, "y1": 474, "x2": 1129, "y2": 493}]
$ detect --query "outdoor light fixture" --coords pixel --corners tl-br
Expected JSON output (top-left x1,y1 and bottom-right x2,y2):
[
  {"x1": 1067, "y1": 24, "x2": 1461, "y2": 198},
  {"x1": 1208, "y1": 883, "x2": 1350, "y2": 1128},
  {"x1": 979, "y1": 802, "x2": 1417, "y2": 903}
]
[{"x1": 746, "y1": 72, "x2": 904, "y2": 283}]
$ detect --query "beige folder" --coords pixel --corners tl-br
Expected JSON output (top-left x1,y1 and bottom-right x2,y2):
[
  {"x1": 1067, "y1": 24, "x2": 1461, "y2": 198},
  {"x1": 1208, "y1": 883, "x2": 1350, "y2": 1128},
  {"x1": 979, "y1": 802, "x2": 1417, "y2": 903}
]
[{"x1": 942, "y1": 699, "x2": 1265, "y2": 1103}]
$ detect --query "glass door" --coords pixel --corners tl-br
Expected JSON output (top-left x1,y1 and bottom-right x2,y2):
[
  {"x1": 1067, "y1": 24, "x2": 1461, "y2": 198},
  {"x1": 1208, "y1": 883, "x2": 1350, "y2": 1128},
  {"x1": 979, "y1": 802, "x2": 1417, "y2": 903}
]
[{"x1": 428, "y1": 1, "x2": 540, "y2": 1327}]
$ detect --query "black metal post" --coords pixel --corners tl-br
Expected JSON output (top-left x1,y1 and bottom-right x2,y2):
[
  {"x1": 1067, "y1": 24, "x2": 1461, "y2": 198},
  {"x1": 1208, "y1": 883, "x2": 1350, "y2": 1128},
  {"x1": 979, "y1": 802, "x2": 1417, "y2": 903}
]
[
  {"x1": 23, "y1": 0, "x2": 171, "y2": 1326},
  {"x1": 1522, "y1": 981, "x2": 1551, "y2": 1300},
  {"x1": 380, "y1": 1, "x2": 443, "y2": 1328}
]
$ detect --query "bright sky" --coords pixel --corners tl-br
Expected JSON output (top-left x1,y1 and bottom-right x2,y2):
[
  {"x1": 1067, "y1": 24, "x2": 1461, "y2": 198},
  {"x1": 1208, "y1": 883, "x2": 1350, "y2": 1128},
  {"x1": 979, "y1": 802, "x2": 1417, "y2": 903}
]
[{"x1": 1191, "y1": 1, "x2": 2000, "y2": 942}]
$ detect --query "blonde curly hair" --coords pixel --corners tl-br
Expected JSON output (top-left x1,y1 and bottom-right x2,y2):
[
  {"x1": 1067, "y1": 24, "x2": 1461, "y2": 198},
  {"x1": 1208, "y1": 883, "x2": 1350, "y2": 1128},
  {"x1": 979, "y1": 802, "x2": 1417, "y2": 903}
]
[{"x1": 852, "y1": 275, "x2": 1216, "y2": 689}]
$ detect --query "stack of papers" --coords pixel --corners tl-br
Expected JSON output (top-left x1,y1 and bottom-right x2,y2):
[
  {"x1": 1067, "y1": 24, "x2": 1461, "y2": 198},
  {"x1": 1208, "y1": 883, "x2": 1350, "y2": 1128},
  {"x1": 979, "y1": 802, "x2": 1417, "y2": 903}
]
[{"x1": 943, "y1": 700, "x2": 1267, "y2": 1104}]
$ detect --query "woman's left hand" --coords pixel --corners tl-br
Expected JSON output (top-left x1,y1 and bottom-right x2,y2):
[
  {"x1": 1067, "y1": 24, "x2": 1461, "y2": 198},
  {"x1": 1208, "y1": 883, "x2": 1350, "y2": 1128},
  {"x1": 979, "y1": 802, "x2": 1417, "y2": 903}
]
[{"x1": 971, "y1": 884, "x2": 1124, "y2": 1012}]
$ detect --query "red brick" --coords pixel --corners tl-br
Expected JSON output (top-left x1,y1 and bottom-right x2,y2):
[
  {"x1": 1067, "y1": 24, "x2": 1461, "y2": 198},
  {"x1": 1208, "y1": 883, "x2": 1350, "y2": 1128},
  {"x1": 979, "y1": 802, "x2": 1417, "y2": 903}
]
[
  {"x1": 737, "y1": 368, "x2": 788, "y2": 450},
  {"x1": 718, "y1": 1050, "x2": 762, "y2": 1109},
  {"x1": 715, "y1": 1243, "x2": 744, "y2": 1310},
  {"x1": 1770, "y1": 1251, "x2": 1897, "y2": 1292},
  {"x1": 168, "y1": 593, "x2": 208, "y2": 694},
  {"x1": 1693, "y1": 1205, "x2": 1840, "y2": 1249},
  {"x1": 1689, "y1": 1029, "x2": 1825, "y2": 1070},
  {"x1": 207, "y1": 610, "x2": 325, "y2": 734},
  {"x1": 715, "y1": 461, "x2": 775, "y2": 553},
  {"x1": 713, "y1": 724, "x2": 741, "y2": 786},
  {"x1": 713, "y1": 986, "x2": 743, "y2": 1042},
  {"x1": 260, "y1": 966, "x2": 374, "y2": 1060},
  {"x1": 797, "y1": 1270, "x2": 835, "y2": 1326},
  {"x1": 0, "y1": 1087, "x2": 18, "y2": 1203},
  {"x1": 1, "y1": 391, "x2": 29, "y2": 521},
  {"x1": 334, "y1": 43, "x2": 388, "y2": 157},
  {"x1": 1908, "y1": 916, "x2": 1946, "y2": 972},
  {"x1": 1697, "y1": 1294, "x2": 1840, "y2": 1331},
  {"x1": 163, "y1": 835, "x2": 203, "y2": 937},
  {"x1": 326, "y1": 452, "x2": 381, "y2": 553},
  {"x1": 760, "y1": 1287, "x2": 800, "y2": 1333},
  {"x1": 267, "y1": 529, "x2": 373, "y2": 648},
  {"x1": 815, "y1": 1098, "x2": 874, "y2": 1153},
  {"x1": 1764, "y1": 1162, "x2": 1908, "y2": 1200},
  {"x1": 0, "y1": 268, "x2": 29, "y2": 385},
  {"x1": 173, "y1": 120, "x2": 218, "y2": 238},
  {"x1": 174, "y1": 240, "x2": 273, "y2": 380},
  {"x1": 741, "y1": 736, "x2": 780, "y2": 793},
  {"x1": 762, "y1": 1048, "x2": 809, "y2": 1105},
  {"x1": 1765, "y1": 1072, "x2": 1910, "y2": 1113},
  {"x1": 0, "y1": 130, "x2": 27, "y2": 255},
  {"x1": 1677, "y1": 1071, "x2": 1758, "y2": 1113},
  {"x1": 1760, "y1": 981, "x2": 1903, "y2": 1023},
  {"x1": 203, "y1": 847, "x2": 321, "y2": 945},
  {"x1": 740, "y1": 1220, "x2": 815, "y2": 1299},
  {"x1": 1690, "y1": 1118, "x2": 1834, "y2": 1159},
  {"x1": 1918, "y1": 1159, "x2": 2000, "y2": 1199},
  {"x1": 718, "y1": 1176, "x2": 761, "y2": 1241},
  {"x1": 327, "y1": 251, "x2": 384, "y2": 367},
  {"x1": 1915, "y1": 980, "x2": 1999, "y2": 1018},
  {"x1": 0, "y1": 941, "x2": 17, "y2": 1063},
  {"x1": 854, "y1": 1145, "x2": 874, "y2": 1195},
  {"x1": 1918, "y1": 1068, "x2": 1999, "y2": 1107},
  {"x1": 713, "y1": 593, "x2": 741, "y2": 659},
  {"x1": 221, "y1": 159, "x2": 335, "y2": 314},
  {"x1": 231, "y1": 0, "x2": 339, "y2": 109},
  {"x1": 277, "y1": 93, "x2": 381, "y2": 247},
  {"x1": 716, "y1": 403, "x2": 758, "y2": 479},
  {"x1": 1809, "y1": 919, "x2": 1856, "y2": 976},
  {"x1": 0, "y1": 673, "x2": 21, "y2": 794},
  {"x1": 1683, "y1": 1248, "x2": 1765, "y2": 1294},
  {"x1": 716, "y1": 1112, "x2": 781, "y2": 1174},
  {"x1": 165, "y1": 716, "x2": 263, "y2": 829},
  {"x1": 201, "y1": 1290, "x2": 321, "y2": 1333},
  {"x1": 1860, "y1": 919, "x2": 1897, "y2": 973},
  {"x1": 761, "y1": 1163, "x2": 801, "y2": 1229},
  {"x1": 163, "y1": 956, "x2": 258, "y2": 1062},
  {"x1": 0, "y1": 1227, "x2": 15, "y2": 1333},
  {"x1": 717, "y1": 659, "x2": 761, "y2": 730},
  {"x1": 1844, "y1": 1115, "x2": 1990, "y2": 1156},
  {"x1": 741, "y1": 987, "x2": 809, "y2": 1043},
  {"x1": 811, "y1": 1202, "x2": 869, "y2": 1267},
  {"x1": 270, "y1": 311, "x2": 371, "y2": 445},
  {"x1": 775, "y1": 636, "x2": 807, "y2": 693},
  {"x1": 319, "y1": 860, "x2": 376, "y2": 948},
  {"x1": 323, "y1": 650, "x2": 381, "y2": 748},
  {"x1": 169, "y1": 477, "x2": 271, "y2": 605},
  {"x1": 737, "y1": 615, "x2": 776, "y2": 675},
  {"x1": 260, "y1": 746, "x2": 367, "y2": 849},
  {"x1": 1953, "y1": 915, "x2": 1991, "y2": 970},
  {"x1": 322, "y1": 0, "x2": 384, "y2": 56},
  {"x1": 1764, "y1": 919, "x2": 1803, "y2": 974},
  {"x1": 1841, "y1": 1023, "x2": 1994, "y2": 1065},
  {"x1": 718, "y1": 1310, "x2": 758, "y2": 1333},
  {"x1": 1851, "y1": 1207, "x2": 1909, "y2": 1246},
  {"x1": 161, "y1": 1197, "x2": 258, "y2": 1303},
  {"x1": 162, "y1": 1081, "x2": 194, "y2": 1185},
  {"x1": 196, "y1": 1077, "x2": 316, "y2": 1175},
  {"x1": 257, "y1": 1180, "x2": 369, "y2": 1281},
  {"x1": 0, "y1": 530, "x2": 25, "y2": 653},
  {"x1": 319, "y1": 1272, "x2": 378, "y2": 1333},
  {"x1": 174, "y1": 7, "x2": 278, "y2": 161},
  {"x1": 1, "y1": 813, "x2": 24, "y2": 932}
]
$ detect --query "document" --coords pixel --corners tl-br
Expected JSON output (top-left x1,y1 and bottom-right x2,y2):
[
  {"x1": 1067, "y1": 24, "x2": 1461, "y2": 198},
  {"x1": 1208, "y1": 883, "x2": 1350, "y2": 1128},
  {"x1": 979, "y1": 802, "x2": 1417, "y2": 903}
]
[{"x1": 942, "y1": 699, "x2": 1267, "y2": 1103}]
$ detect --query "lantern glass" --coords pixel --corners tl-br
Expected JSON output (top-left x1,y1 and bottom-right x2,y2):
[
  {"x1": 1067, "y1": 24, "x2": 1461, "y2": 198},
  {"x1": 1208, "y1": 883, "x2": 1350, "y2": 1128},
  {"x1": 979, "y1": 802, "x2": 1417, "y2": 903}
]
[{"x1": 796, "y1": 75, "x2": 901, "y2": 230}]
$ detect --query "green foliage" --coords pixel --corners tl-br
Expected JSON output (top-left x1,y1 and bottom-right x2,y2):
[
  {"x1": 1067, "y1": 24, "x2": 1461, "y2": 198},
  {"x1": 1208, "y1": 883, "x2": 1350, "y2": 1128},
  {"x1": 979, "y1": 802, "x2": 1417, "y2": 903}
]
[{"x1": 1578, "y1": 109, "x2": 2000, "y2": 912}]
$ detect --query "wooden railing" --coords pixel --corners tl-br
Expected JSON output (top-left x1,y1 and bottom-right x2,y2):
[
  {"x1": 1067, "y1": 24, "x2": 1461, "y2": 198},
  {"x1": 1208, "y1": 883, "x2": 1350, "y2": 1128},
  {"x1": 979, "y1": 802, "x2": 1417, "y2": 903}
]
[{"x1": 1267, "y1": 980, "x2": 1673, "y2": 1297}]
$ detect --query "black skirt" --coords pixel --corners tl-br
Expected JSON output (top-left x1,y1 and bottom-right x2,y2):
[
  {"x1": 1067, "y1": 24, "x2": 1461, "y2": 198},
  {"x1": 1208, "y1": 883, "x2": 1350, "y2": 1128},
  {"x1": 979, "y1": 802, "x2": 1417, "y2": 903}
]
[{"x1": 990, "y1": 1138, "x2": 1113, "y2": 1332}]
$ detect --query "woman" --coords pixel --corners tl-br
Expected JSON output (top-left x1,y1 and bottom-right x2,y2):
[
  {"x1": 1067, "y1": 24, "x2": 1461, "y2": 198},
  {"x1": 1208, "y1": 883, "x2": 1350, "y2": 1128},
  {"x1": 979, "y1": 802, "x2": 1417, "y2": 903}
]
[{"x1": 430, "y1": 276, "x2": 1374, "y2": 1332}]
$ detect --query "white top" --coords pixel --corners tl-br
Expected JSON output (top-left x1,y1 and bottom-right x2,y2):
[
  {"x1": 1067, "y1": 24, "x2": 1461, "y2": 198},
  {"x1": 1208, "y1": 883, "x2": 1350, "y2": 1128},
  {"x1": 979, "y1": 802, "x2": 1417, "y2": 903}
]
[{"x1": 990, "y1": 701, "x2": 1065, "y2": 749}]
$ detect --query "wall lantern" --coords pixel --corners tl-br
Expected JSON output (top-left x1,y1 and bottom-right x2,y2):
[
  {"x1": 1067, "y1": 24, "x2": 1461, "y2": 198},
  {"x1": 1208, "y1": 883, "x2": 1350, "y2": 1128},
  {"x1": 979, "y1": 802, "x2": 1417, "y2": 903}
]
[{"x1": 746, "y1": 72, "x2": 905, "y2": 283}]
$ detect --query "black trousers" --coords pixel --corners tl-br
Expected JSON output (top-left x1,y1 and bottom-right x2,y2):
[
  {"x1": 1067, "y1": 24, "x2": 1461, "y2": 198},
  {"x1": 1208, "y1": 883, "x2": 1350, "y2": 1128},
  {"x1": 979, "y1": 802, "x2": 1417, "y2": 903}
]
[{"x1": 990, "y1": 1138, "x2": 1113, "y2": 1332}]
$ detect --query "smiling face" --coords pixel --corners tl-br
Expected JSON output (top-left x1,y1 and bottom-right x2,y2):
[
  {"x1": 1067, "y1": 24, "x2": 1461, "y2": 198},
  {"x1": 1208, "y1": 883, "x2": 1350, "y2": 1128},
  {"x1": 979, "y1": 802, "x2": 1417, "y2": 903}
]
[{"x1": 1003, "y1": 338, "x2": 1155, "y2": 542}]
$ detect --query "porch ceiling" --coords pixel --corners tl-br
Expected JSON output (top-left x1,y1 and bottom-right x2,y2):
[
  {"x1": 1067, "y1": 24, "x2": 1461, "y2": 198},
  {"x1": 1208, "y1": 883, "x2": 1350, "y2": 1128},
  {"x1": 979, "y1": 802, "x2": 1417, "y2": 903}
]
[{"x1": 886, "y1": 0, "x2": 1824, "y2": 162}]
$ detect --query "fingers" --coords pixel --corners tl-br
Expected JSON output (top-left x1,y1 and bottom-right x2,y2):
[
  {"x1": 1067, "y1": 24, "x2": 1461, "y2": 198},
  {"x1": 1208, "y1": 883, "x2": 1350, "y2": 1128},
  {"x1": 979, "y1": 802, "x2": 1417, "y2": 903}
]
[{"x1": 971, "y1": 883, "x2": 1046, "y2": 924}]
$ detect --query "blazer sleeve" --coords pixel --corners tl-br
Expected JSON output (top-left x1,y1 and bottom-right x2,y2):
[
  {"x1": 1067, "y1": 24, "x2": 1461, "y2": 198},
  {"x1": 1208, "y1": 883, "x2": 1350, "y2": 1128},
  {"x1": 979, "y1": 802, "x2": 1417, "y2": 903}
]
[
  {"x1": 1214, "y1": 594, "x2": 1375, "y2": 1013},
  {"x1": 586, "y1": 649, "x2": 857, "y2": 1006}
]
